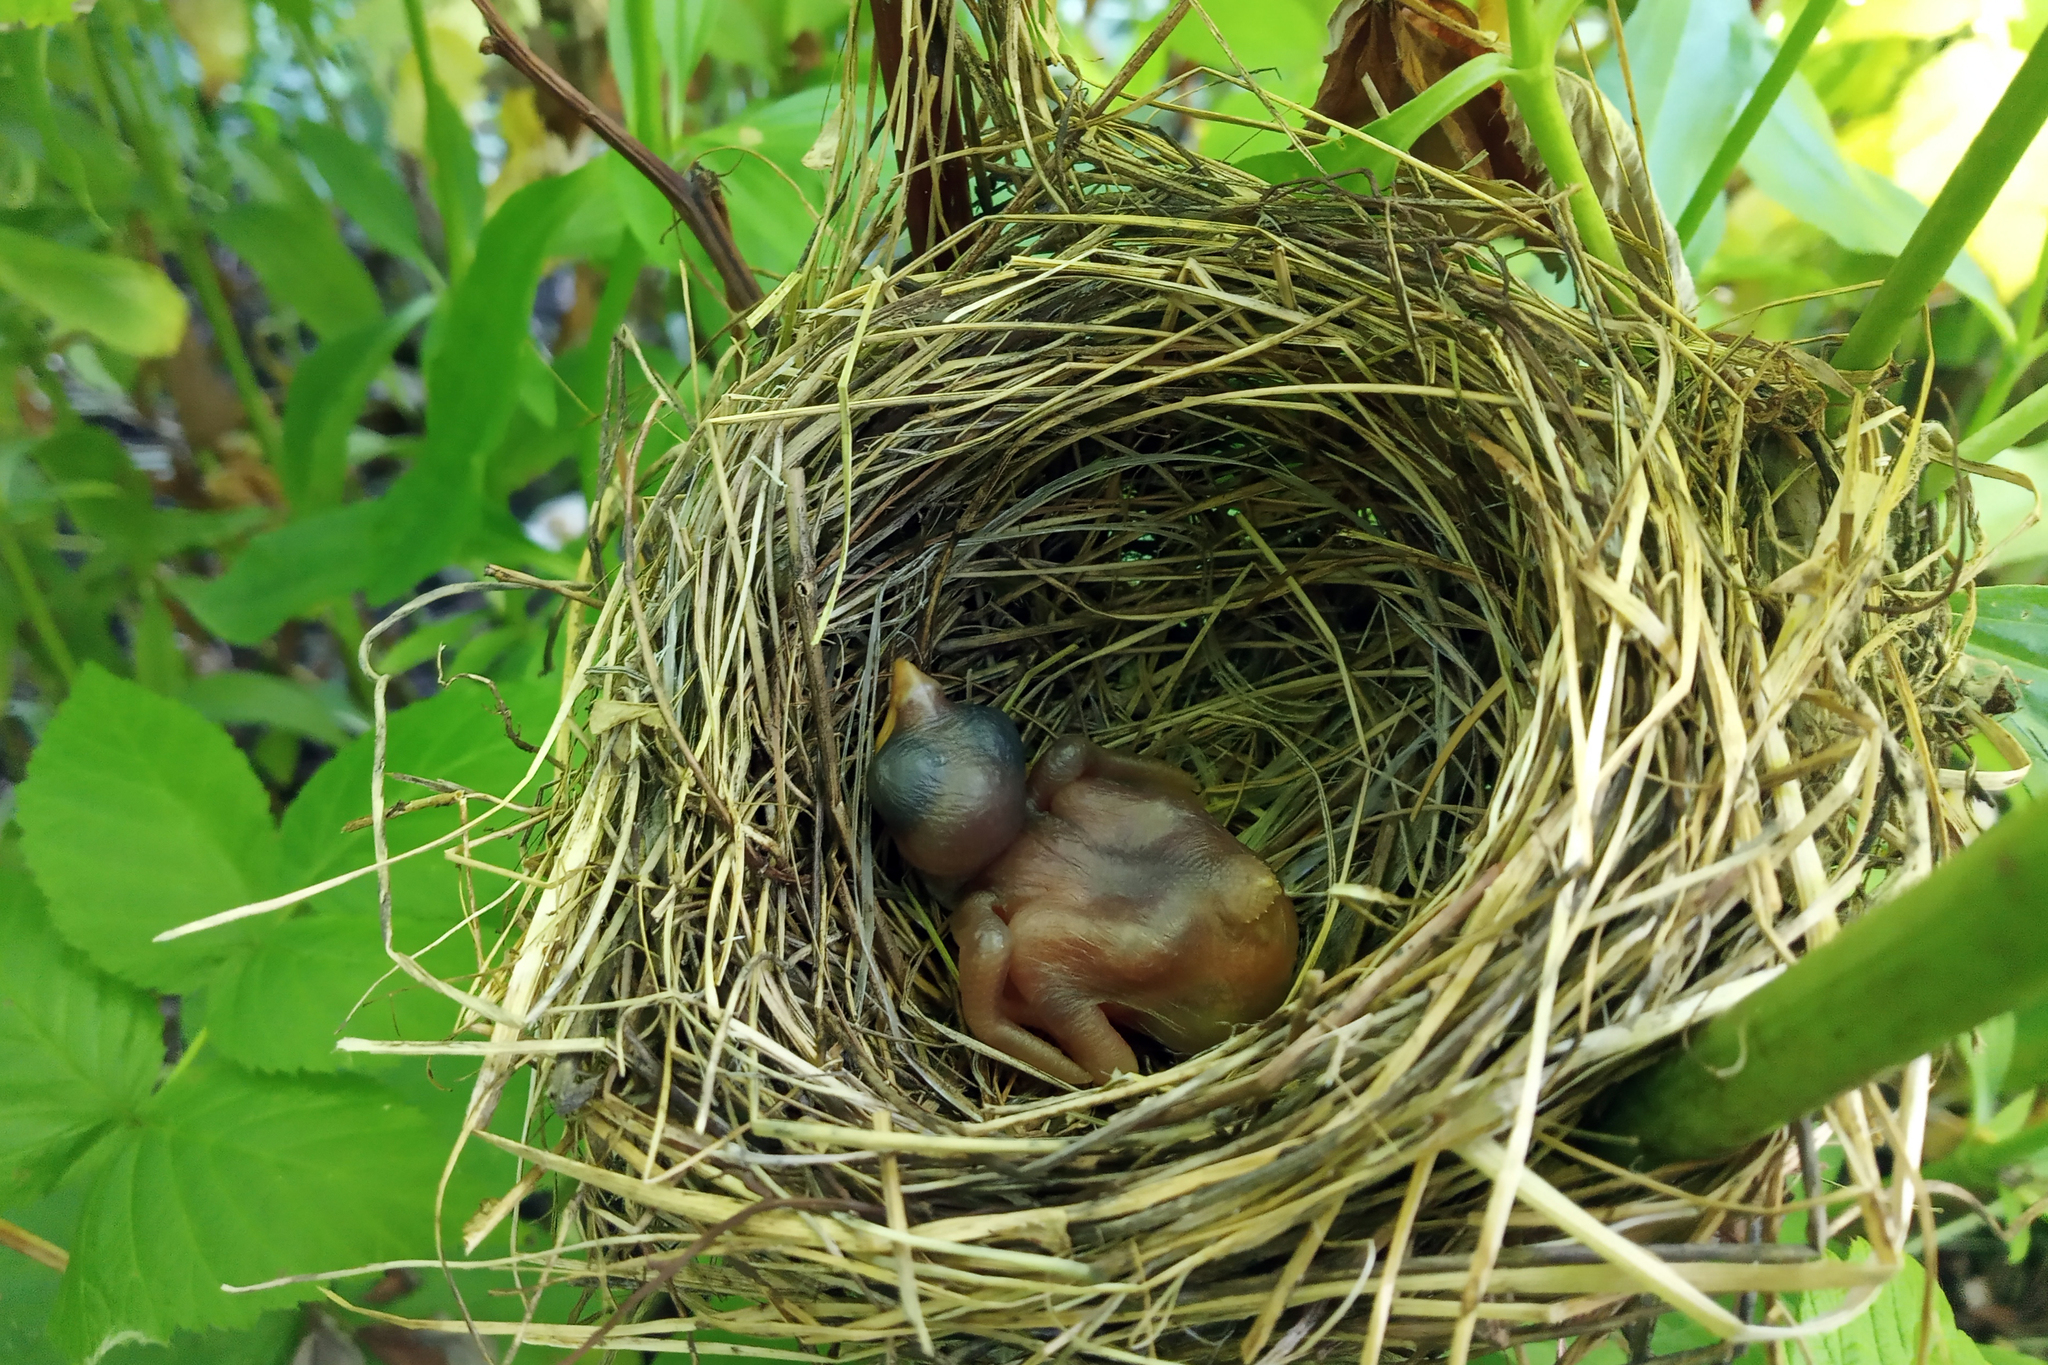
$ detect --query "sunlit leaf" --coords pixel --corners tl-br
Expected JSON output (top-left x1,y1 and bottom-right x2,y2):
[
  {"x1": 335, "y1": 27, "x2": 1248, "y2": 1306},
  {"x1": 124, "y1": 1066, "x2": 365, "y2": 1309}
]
[
  {"x1": 0, "y1": 847, "x2": 163, "y2": 1204},
  {"x1": 0, "y1": 0, "x2": 87, "y2": 27},
  {"x1": 14, "y1": 665, "x2": 281, "y2": 990},
  {"x1": 164, "y1": 0, "x2": 250, "y2": 99},
  {"x1": 0, "y1": 223, "x2": 189, "y2": 357},
  {"x1": 46, "y1": 1058, "x2": 443, "y2": 1357}
]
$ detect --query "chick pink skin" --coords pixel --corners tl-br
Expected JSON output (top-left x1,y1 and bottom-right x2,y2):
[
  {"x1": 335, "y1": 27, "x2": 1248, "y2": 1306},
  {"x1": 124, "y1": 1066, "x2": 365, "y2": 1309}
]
[{"x1": 872, "y1": 661, "x2": 1297, "y2": 1085}]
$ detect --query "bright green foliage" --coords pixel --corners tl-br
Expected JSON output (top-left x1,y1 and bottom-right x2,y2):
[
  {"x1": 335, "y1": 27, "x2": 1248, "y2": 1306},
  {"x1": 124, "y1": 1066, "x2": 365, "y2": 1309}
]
[
  {"x1": 181, "y1": 671, "x2": 363, "y2": 751},
  {"x1": 276, "y1": 297, "x2": 439, "y2": 512},
  {"x1": 211, "y1": 202, "x2": 383, "y2": 342},
  {"x1": 1594, "y1": 0, "x2": 2007, "y2": 326},
  {"x1": 46, "y1": 1057, "x2": 443, "y2": 1358},
  {"x1": 0, "y1": 850, "x2": 164, "y2": 1205},
  {"x1": 1790, "y1": 1244, "x2": 1989, "y2": 1365},
  {"x1": 0, "y1": 224, "x2": 190, "y2": 357},
  {"x1": 296, "y1": 122, "x2": 434, "y2": 272},
  {"x1": 16, "y1": 666, "x2": 283, "y2": 991}
]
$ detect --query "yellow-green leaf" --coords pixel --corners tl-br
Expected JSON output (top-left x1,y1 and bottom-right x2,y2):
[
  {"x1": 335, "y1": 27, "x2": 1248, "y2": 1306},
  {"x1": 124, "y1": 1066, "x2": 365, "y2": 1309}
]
[{"x1": 0, "y1": 224, "x2": 188, "y2": 356}]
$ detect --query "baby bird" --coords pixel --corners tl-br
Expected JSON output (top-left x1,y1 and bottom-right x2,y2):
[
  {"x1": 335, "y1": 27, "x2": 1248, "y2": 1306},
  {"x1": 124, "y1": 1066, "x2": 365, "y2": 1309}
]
[{"x1": 869, "y1": 660, "x2": 1298, "y2": 1086}]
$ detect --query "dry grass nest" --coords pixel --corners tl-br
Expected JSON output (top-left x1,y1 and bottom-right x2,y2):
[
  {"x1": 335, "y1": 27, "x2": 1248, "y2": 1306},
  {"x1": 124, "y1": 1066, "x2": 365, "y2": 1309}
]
[{"x1": 424, "y1": 14, "x2": 2012, "y2": 1362}]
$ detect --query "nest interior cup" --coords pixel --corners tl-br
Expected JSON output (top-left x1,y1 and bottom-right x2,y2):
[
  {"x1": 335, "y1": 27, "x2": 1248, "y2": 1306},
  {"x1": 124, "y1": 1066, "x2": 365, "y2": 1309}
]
[{"x1": 446, "y1": 4, "x2": 1997, "y2": 1359}]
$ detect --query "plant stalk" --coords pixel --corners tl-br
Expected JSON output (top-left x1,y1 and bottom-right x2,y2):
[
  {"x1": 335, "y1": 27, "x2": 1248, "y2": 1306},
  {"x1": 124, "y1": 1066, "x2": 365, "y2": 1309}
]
[
  {"x1": 1501, "y1": 0, "x2": 1629, "y2": 301},
  {"x1": 0, "y1": 518, "x2": 78, "y2": 689},
  {"x1": 1674, "y1": 0, "x2": 1838, "y2": 246},
  {"x1": 1833, "y1": 32, "x2": 2048, "y2": 375},
  {"x1": 1598, "y1": 797, "x2": 2048, "y2": 1165}
]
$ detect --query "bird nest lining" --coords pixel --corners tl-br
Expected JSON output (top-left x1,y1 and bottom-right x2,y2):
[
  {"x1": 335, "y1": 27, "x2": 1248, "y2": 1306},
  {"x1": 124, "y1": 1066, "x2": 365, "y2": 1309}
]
[{"x1": 431, "y1": 19, "x2": 1999, "y2": 1364}]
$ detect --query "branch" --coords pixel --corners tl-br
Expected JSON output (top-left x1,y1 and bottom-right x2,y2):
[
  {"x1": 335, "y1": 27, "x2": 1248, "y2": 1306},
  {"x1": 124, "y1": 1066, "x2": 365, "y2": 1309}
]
[
  {"x1": 871, "y1": 0, "x2": 973, "y2": 265},
  {"x1": 1833, "y1": 30, "x2": 2048, "y2": 375},
  {"x1": 466, "y1": 0, "x2": 763, "y2": 314},
  {"x1": 1597, "y1": 796, "x2": 2048, "y2": 1165}
]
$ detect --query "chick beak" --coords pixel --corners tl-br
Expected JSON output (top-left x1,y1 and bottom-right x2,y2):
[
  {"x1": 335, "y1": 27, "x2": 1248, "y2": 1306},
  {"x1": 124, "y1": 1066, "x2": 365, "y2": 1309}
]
[{"x1": 878, "y1": 658, "x2": 948, "y2": 750}]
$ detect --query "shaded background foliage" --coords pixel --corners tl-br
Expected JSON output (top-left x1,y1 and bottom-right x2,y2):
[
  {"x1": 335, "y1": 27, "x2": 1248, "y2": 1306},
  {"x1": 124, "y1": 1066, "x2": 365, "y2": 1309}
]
[{"x1": 2, "y1": 0, "x2": 2048, "y2": 1360}]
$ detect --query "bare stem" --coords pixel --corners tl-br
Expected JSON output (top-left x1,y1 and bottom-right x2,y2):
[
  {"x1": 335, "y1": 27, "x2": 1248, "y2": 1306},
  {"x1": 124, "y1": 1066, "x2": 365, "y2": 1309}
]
[{"x1": 1674, "y1": 0, "x2": 1839, "y2": 245}]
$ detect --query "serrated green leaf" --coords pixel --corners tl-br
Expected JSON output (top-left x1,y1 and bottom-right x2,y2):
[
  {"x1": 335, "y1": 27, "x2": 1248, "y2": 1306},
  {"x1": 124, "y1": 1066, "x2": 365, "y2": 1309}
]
[
  {"x1": 14, "y1": 665, "x2": 281, "y2": 991},
  {"x1": 0, "y1": 223, "x2": 188, "y2": 357},
  {"x1": 46, "y1": 1058, "x2": 443, "y2": 1358},
  {"x1": 182, "y1": 671, "x2": 364, "y2": 750},
  {"x1": 211, "y1": 200, "x2": 382, "y2": 341},
  {"x1": 1963, "y1": 585, "x2": 2048, "y2": 797},
  {"x1": 0, "y1": 848, "x2": 163, "y2": 1204},
  {"x1": 278, "y1": 296, "x2": 436, "y2": 512},
  {"x1": 1791, "y1": 1242, "x2": 1983, "y2": 1365},
  {"x1": 297, "y1": 121, "x2": 430, "y2": 270},
  {"x1": 199, "y1": 679, "x2": 554, "y2": 1070}
]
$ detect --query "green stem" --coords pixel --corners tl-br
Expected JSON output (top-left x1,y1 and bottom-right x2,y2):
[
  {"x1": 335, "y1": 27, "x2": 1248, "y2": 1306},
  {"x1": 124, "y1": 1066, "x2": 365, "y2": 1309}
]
[
  {"x1": 401, "y1": 0, "x2": 474, "y2": 281},
  {"x1": 1501, "y1": 0, "x2": 1629, "y2": 300},
  {"x1": 89, "y1": 8, "x2": 284, "y2": 465},
  {"x1": 621, "y1": 0, "x2": 667, "y2": 154},
  {"x1": 1674, "y1": 0, "x2": 1838, "y2": 246},
  {"x1": 1959, "y1": 380, "x2": 2048, "y2": 463},
  {"x1": 0, "y1": 519, "x2": 78, "y2": 689},
  {"x1": 1967, "y1": 232, "x2": 2048, "y2": 436},
  {"x1": 1834, "y1": 32, "x2": 2048, "y2": 375},
  {"x1": 1598, "y1": 797, "x2": 2048, "y2": 1165}
]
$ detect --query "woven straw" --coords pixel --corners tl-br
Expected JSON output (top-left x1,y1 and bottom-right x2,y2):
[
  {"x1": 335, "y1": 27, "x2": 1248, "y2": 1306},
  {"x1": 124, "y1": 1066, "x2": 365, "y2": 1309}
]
[{"x1": 384, "y1": 4, "x2": 2013, "y2": 1359}]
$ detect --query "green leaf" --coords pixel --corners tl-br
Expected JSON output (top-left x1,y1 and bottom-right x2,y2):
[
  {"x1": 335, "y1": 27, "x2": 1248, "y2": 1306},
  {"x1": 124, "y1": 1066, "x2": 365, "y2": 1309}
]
[
  {"x1": 46, "y1": 1058, "x2": 444, "y2": 1357},
  {"x1": 0, "y1": 223, "x2": 189, "y2": 357},
  {"x1": 211, "y1": 200, "x2": 382, "y2": 341},
  {"x1": 368, "y1": 168, "x2": 584, "y2": 598},
  {"x1": 297, "y1": 121, "x2": 431, "y2": 270},
  {"x1": 1963, "y1": 585, "x2": 2048, "y2": 797},
  {"x1": 0, "y1": 847, "x2": 163, "y2": 1204},
  {"x1": 14, "y1": 665, "x2": 281, "y2": 991},
  {"x1": 201, "y1": 678, "x2": 553, "y2": 1071},
  {"x1": 27, "y1": 422, "x2": 154, "y2": 564},
  {"x1": 1789, "y1": 1242, "x2": 1983, "y2": 1365},
  {"x1": 1592, "y1": 0, "x2": 1767, "y2": 259},
  {"x1": 182, "y1": 671, "x2": 364, "y2": 750},
  {"x1": 1239, "y1": 54, "x2": 1511, "y2": 190},
  {"x1": 1739, "y1": 45, "x2": 2012, "y2": 342},
  {"x1": 0, "y1": 1184, "x2": 78, "y2": 1365},
  {"x1": 682, "y1": 88, "x2": 832, "y2": 276},
  {"x1": 1961, "y1": 1012, "x2": 2017, "y2": 1131},
  {"x1": 278, "y1": 296, "x2": 436, "y2": 511},
  {"x1": 171, "y1": 500, "x2": 382, "y2": 645},
  {"x1": 0, "y1": 0, "x2": 83, "y2": 27}
]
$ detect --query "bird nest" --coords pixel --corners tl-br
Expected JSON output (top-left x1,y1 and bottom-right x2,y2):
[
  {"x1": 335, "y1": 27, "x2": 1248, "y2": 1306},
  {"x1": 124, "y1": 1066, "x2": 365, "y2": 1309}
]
[{"x1": 425, "y1": 7, "x2": 2003, "y2": 1362}]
